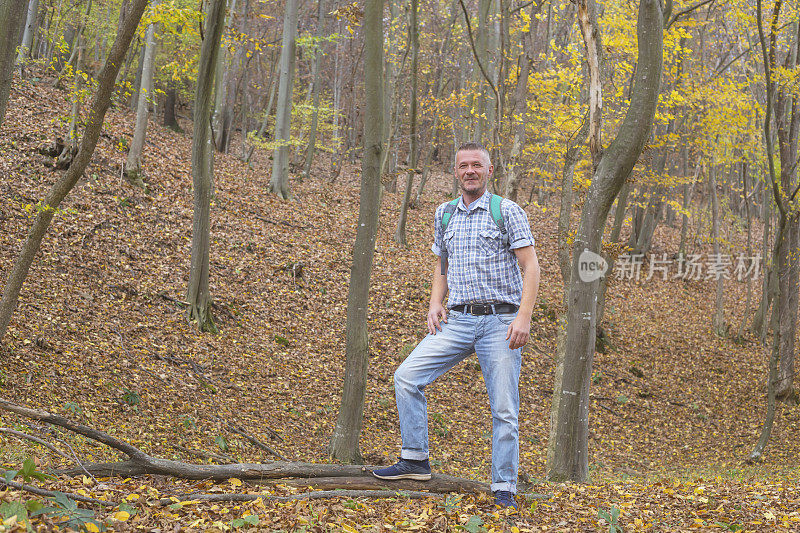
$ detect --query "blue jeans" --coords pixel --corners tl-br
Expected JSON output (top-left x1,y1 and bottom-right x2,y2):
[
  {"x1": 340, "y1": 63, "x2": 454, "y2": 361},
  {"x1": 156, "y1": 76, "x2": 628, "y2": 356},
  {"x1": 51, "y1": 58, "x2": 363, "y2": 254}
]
[{"x1": 393, "y1": 310, "x2": 522, "y2": 493}]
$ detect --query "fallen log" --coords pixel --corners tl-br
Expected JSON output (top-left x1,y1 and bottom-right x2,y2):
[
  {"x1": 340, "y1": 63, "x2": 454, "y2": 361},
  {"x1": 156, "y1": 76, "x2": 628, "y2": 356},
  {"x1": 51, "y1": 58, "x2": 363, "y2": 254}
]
[{"x1": 0, "y1": 398, "x2": 489, "y2": 495}]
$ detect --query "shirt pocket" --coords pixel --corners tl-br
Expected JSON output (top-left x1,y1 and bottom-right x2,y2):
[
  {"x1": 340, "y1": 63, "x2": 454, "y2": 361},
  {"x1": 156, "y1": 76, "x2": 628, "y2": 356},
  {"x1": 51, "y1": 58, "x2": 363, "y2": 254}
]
[
  {"x1": 443, "y1": 227, "x2": 457, "y2": 255},
  {"x1": 478, "y1": 228, "x2": 503, "y2": 255}
]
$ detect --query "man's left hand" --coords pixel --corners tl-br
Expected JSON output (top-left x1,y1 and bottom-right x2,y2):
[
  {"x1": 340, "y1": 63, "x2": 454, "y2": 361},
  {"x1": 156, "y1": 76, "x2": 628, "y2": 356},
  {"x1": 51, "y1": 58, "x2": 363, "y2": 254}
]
[{"x1": 505, "y1": 315, "x2": 531, "y2": 350}]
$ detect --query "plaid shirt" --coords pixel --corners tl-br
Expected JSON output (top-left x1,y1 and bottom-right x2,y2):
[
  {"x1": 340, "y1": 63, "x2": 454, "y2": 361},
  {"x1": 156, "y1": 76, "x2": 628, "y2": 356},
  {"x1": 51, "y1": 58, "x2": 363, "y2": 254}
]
[{"x1": 431, "y1": 190, "x2": 535, "y2": 308}]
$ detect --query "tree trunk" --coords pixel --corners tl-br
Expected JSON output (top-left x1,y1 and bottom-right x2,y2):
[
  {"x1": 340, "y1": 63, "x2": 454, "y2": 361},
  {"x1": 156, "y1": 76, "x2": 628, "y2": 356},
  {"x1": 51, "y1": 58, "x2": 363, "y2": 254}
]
[
  {"x1": 773, "y1": 19, "x2": 799, "y2": 400},
  {"x1": 503, "y1": 0, "x2": 543, "y2": 201},
  {"x1": 269, "y1": 0, "x2": 299, "y2": 200},
  {"x1": 0, "y1": 0, "x2": 28, "y2": 129},
  {"x1": 709, "y1": 165, "x2": 725, "y2": 336},
  {"x1": 0, "y1": 0, "x2": 149, "y2": 343},
  {"x1": 329, "y1": 0, "x2": 384, "y2": 464},
  {"x1": 243, "y1": 50, "x2": 278, "y2": 164},
  {"x1": 216, "y1": 0, "x2": 247, "y2": 154},
  {"x1": 394, "y1": 0, "x2": 418, "y2": 246},
  {"x1": 547, "y1": 0, "x2": 662, "y2": 482},
  {"x1": 302, "y1": 0, "x2": 326, "y2": 180},
  {"x1": 15, "y1": 0, "x2": 39, "y2": 70},
  {"x1": 129, "y1": 37, "x2": 145, "y2": 110},
  {"x1": 163, "y1": 84, "x2": 182, "y2": 131},
  {"x1": 748, "y1": 0, "x2": 789, "y2": 462},
  {"x1": 187, "y1": 0, "x2": 227, "y2": 333},
  {"x1": 125, "y1": 2, "x2": 160, "y2": 187},
  {"x1": 56, "y1": 41, "x2": 85, "y2": 170}
]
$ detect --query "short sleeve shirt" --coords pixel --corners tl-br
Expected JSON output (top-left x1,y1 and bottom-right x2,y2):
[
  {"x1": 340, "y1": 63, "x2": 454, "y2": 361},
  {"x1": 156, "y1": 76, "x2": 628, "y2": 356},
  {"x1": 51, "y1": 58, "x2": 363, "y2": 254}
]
[{"x1": 432, "y1": 190, "x2": 535, "y2": 308}]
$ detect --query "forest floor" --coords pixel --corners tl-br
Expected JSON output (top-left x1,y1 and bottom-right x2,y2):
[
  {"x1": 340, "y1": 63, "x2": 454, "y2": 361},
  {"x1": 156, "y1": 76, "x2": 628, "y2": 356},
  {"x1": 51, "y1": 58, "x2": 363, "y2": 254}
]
[{"x1": 1, "y1": 76, "x2": 799, "y2": 532}]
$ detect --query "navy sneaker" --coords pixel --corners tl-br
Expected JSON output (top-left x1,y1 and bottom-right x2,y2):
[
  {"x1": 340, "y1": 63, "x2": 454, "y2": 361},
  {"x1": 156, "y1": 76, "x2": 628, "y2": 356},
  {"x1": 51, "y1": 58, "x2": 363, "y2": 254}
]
[
  {"x1": 372, "y1": 458, "x2": 431, "y2": 481},
  {"x1": 494, "y1": 490, "x2": 518, "y2": 510}
]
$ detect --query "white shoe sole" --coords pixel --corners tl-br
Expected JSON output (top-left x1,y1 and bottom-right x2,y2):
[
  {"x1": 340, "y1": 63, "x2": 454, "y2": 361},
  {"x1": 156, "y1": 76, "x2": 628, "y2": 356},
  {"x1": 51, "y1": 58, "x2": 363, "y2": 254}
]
[{"x1": 372, "y1": 472, "x2": 432, "y2": 481}]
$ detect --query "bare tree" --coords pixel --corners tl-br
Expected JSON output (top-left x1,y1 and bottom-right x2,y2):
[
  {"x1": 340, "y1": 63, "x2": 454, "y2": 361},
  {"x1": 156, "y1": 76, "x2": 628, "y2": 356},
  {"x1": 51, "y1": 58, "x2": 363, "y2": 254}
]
[
  {"x1": 269, "y1": 0, "x2": 299, "y2": 199},
  {"x1": 394, "y1": 0, "x2": 418, "y2": 246},
  {"x1": 330, "y1": 0, "x2": 384, "y2": 463},
  {"x1": 15, "y1": 0, "x2": 39, "y2": 70},
  {"x1": 125, "y1": 0, "x2": 160, "y2": 187},
  {"x1": 0, "y1": 0, "x2": 150, "y2": 342},
  {"x1": 187, "y1": 0, "x2": 227, "y2": 333}
]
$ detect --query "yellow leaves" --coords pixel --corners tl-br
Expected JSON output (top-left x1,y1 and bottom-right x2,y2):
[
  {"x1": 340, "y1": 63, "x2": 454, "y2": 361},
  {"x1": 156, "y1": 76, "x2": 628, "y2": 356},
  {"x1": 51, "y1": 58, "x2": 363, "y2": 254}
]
[
  {"x1": 229, "y1": 477, "x2": 243, "y2": 487},
  {"x1": 125, "y1": 493, "x2": 140, "y2": 501},
  {"x1": 341, "y1": 524, "x2": 358, "y2": 533},
  {"x1": 84, "y1": 523, "x2": 101, "y2": 533},
  {"x1": 113, "y1": 510, "x2": 131, "y2": 522}
]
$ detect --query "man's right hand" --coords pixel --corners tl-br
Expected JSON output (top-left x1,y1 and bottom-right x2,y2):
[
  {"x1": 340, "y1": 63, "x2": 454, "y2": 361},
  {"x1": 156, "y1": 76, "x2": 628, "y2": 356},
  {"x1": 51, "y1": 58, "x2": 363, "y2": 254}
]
[{"x1": 427, "y1": 303, "x2": 448, "y2": 335}]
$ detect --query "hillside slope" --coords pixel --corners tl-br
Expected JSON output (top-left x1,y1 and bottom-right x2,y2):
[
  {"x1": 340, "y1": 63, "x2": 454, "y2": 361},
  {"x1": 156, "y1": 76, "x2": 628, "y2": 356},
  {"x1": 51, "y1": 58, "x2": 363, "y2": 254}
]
[{"x1": 1, "y1": 77, "x2": 798, "y2": 530}]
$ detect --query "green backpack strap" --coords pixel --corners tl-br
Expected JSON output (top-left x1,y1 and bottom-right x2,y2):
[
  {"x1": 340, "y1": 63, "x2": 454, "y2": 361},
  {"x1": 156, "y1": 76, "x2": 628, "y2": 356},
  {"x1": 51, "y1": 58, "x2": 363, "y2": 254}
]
[
  {"x1": 440, "y1": 198, "x2": 460, "y2": 275},
  {"x1": 489, "y1": 193, "x2": 509, "y2": 246}
]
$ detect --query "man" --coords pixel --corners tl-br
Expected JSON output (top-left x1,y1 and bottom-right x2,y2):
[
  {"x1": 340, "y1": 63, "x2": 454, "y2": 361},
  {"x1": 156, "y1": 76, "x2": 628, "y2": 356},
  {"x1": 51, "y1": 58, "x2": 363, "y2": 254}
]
[{"x1": 373, "y1": 141, "x2": 540, "y2": 510}]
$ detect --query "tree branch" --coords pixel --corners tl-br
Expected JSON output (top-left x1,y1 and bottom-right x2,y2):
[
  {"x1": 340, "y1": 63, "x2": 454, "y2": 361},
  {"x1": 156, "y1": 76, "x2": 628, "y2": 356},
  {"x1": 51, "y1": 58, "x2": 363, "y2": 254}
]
[
  {"x1": 158, "y1": 489, "x2": 442, "y2": 505},
  {"x1": 0, "y1": 427, "x2": 71, "y2": 461},
  {"x1": 457, "y1": 0, "x2": 500, "y2": 103},
  {"x1": 666, "y1": 0, "x2": 715, "y2": 29},
  {"x1": 0, "y1": 478, "x2": 116, "y2": 507}
]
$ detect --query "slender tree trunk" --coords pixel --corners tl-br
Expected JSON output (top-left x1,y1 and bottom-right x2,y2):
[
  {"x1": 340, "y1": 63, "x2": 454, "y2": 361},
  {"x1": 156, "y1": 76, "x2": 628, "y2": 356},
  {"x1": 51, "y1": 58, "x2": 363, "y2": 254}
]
[
  {"x1": 752, "y1": 171, "x2": 772, "y2": 338},
  {"x1": 0, "y1": 0, "x2": 28, "y2": 129},
  {"x1": 709, "y1": 165, "x2": 725, "y2": 335},
  {"x1": 503, "y1": 0, "x2": 543, "y2": 201},
  {"x1": 55, "y1": 36, "x2": 85, "y2": 169},
  {"x1": 737, "y1": 162, "x2": 754, "y2": 339},
  {"x1": 269, "y1": 0, "x2": 299, "y2": 199},
  {"x1": 773, "y1": 19, "x2": 800, "y2": 400},
  {"x1": 243, "y1": 50, "x2": 278, "y2": 164},
  {"x1": 125, "y1": 2, "x2": 159, "y2": 186},
  {"x1": 187, "y1": 0, "x2": 227, "y2": 333},
  {"x1": 163, "y1": 84, "x2": 181, "y2": 131},
  {"x1": 212, "y1": 0, "x2": 236, "y2": 152},
  {"x1": 394, "y1": 0, "x2": 418, "y2": 246},
  {"x1": 15, "y1": 0, "x2": 39, "y2": 70},
  {"x1": 548, "y1": 0, "x2": 662, "y2": 482},
  {"x1": 216, "y1": 0, "x2": 247, "y2": 154},
  {"x1": 748, "y1": 0, "x2": 788, "y2": 461},
  {"x1": 129, "y1": 38, "x2": 145, "y2": 110},
  {"x1": 302, "y1": 0, "x2": 326, "y2": 180},
  {"x1": 0, "y1": 0, "x2": 149, "y2": 343},
  {"x1": 330, "y1": 0, "x2": 384, "y2": 463}
]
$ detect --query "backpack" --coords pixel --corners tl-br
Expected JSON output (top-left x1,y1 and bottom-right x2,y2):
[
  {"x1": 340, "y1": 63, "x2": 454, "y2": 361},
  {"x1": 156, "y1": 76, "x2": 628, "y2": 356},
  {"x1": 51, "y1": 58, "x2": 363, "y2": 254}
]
[{"x1": 440, "y1": 193, "x2": 509, "y2": 275}]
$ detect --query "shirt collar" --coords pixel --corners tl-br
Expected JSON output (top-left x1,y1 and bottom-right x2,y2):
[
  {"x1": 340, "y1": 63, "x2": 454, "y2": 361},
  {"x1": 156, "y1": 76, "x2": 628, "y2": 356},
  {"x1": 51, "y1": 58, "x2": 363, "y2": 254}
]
[{"x1": 458, "y1": 190, "x2": 492, "y2": 212}]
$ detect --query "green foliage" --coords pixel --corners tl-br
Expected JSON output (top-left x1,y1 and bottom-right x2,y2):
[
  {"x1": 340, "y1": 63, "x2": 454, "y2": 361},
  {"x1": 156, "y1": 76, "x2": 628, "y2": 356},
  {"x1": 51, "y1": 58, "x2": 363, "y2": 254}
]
[
  {"x1": 597, "y1": 506, "x2": 622, "y2": 532},
  {"x1": 215, "y1": 435, "x2": 229, "y2": 452},
  {"x1": 430, "y1": 412, "x2": 450, "y2": 438},
  {"x1": 31, "y1": 492, "x2": 103, "y2": 532},
  {"x1": 0, "y1": 499, "x2": 44, "y2": 531},
  {"x1": 63, "y1": 401, "x2": 82, "y2": 416},
  {"x1": 4, "y1": 458, "x2": 55, "y2": 484},
  {"x1": 121, "y1": 388, "x2": 140, "y2": 406},
  {"x1": 230, "y1": 514, "x2": 260, "y2": 528},
  {"x1": 460, "y1": 515, "x2": 485, "y2": 532}
]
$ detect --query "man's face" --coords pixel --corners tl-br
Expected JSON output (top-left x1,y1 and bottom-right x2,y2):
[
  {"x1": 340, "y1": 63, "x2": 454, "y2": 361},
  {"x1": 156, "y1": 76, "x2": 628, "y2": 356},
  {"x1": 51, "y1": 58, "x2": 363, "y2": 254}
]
[{"x1": 455, "y1": 149, "x2": 492, "y2": 198}]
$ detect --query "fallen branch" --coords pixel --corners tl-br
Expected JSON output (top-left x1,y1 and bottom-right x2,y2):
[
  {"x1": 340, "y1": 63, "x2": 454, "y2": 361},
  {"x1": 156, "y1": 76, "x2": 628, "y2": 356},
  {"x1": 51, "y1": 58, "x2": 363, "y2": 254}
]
[
  {"x1": 172, "y1": 444, "x2": 235, "y2": 465},
  {"x1": 0, "y1": 478, "x2": 116, "y2": 507},
  {"x1": 226, "y1": 423, "x2": 286, "y2": 461},
  {"x1": 158, "y1": 488, "x2": 441, "y2": 505},
  {"x1": 0, "y1": 427, "x2": 71, "y2": 461},
  {"x1": 0, "y1": 399, "x2": 487, "y2": 494},
  {"x1": 276, "y1": 475, "x2": 487, "y2": 494}
]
